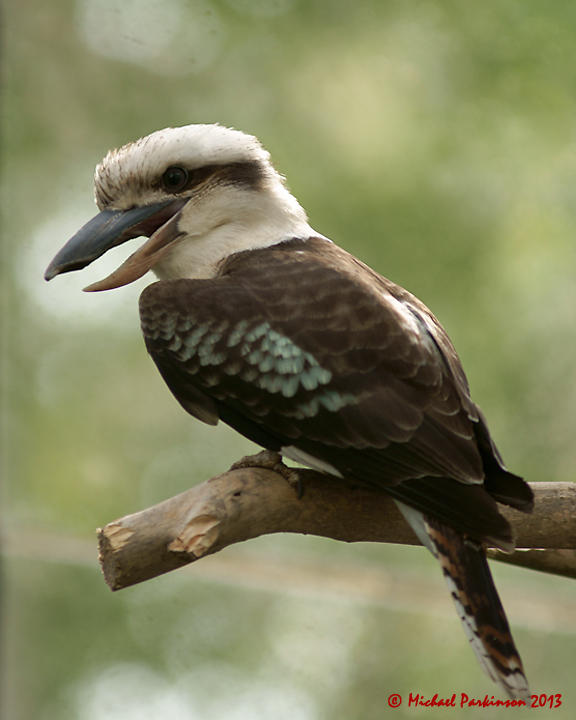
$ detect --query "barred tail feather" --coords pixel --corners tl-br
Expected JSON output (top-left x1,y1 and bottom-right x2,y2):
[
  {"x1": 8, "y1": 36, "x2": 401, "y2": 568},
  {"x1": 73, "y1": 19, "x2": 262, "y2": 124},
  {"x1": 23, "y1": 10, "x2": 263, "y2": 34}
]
[{"x1": 396, "y1": 503, "x2": 529, "y2": 700}]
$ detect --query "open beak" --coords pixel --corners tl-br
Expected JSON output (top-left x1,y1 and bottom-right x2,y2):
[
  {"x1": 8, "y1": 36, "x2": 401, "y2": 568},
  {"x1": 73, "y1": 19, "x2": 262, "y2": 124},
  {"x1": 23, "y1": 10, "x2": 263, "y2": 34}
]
[{"x1": 44, "y1": 198, "x2": 188, "y2": 291}]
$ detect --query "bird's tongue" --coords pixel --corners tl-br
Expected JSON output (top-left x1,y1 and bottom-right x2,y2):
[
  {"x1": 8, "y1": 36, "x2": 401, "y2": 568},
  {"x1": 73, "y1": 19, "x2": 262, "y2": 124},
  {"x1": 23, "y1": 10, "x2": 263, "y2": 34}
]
[{"x1": 84, "y1": 209, "x2": 185, "y2": 292}]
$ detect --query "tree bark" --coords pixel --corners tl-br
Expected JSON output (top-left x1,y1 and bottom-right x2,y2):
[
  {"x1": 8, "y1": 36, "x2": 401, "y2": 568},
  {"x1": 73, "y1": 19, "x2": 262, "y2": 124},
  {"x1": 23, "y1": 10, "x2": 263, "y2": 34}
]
[{"x1": 97, "y1": 462, "x2": 576, "y2": 591}]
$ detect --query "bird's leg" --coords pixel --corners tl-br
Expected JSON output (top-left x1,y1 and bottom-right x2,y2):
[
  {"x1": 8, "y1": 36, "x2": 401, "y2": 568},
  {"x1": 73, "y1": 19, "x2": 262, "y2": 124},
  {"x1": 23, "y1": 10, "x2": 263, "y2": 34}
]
[{"x1": 230, "y1": 450, "x2": 304, "y2": 498}]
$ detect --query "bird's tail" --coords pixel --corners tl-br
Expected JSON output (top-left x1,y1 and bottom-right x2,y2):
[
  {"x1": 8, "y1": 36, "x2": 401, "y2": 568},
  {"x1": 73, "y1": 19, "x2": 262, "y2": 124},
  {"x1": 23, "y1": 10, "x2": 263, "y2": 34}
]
[{"x1": 397, "y1": 503, "x2": 529, "y2": 700}]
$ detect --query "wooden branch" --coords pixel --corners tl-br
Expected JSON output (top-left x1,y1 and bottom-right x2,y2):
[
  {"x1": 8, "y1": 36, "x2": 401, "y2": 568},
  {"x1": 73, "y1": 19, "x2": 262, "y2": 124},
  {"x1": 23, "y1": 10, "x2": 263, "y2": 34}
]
[
  {"x1": 97, "y1": 464, "x2": 576, "y2": 591},
  {"x1": 486, "y1": 548, "x2": 576, "y2": 579}
]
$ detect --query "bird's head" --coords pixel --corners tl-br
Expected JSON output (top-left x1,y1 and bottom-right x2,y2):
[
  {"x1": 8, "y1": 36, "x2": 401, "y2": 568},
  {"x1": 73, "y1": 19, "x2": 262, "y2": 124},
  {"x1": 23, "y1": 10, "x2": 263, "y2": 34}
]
[{"x1": 45, "y1": 124, "x2": 311, "y2": 290}]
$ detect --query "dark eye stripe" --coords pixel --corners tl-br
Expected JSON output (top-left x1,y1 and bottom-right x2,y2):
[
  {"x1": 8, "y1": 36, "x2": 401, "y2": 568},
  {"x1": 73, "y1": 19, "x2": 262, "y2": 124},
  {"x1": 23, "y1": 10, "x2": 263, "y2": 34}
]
[{"x1": 159, "y1": 162, "x2": 265, "y2": 195}]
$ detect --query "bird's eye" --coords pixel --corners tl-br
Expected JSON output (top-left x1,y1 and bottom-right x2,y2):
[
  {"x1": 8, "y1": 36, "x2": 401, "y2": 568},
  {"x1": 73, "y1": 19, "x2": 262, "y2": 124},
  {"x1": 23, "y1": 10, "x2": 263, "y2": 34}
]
[{"x1": 162, "y1": 166, "x2": 189, "y2": 193}]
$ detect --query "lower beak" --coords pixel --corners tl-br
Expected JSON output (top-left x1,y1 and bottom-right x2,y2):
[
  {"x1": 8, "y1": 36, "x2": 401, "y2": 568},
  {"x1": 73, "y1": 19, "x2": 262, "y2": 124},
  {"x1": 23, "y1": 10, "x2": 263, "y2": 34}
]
[{"x1": 44, "y1": 198, "x2": 188, "y2": 291}]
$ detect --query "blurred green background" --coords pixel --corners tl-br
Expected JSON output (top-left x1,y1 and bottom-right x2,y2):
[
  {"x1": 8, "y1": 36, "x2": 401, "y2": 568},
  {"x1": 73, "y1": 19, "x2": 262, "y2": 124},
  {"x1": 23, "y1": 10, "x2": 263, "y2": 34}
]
[{"x1": 2, "y1": 0, "x2": 576, "y2": 718}]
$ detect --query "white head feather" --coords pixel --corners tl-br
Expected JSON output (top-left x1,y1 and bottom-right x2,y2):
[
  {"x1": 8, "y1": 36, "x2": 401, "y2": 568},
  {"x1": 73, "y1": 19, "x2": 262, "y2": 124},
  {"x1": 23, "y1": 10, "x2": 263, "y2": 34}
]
[{"x1": 93, "y1": 124, "x2": 316, "y2": 280}]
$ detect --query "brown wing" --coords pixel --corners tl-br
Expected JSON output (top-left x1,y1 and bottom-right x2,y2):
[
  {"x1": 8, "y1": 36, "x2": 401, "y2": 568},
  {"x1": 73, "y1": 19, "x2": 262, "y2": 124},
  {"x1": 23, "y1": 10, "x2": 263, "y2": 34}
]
[{"x1": 140, "y1": 237, "x2": 531, "y2": 542}]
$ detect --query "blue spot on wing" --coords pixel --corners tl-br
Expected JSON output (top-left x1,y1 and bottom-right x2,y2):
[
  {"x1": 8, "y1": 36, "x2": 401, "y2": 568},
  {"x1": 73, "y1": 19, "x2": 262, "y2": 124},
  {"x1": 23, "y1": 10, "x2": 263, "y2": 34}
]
[{"x1": 165, "y1": 317, "x2": 357, "y2": 417}]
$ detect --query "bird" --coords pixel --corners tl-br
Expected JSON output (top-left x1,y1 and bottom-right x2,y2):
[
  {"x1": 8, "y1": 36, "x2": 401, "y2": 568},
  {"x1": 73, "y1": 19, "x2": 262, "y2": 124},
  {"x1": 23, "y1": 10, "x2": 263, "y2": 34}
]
[{"x1": 45, "y1": 123, "x2": 534, "y2": 699}]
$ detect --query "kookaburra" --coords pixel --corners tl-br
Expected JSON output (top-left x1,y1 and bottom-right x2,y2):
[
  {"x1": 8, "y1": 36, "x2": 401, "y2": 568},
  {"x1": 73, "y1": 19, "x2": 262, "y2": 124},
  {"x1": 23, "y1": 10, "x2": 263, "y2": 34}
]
[{"x1": 45, "y1": 124, "x2": 533, "y2": 698}]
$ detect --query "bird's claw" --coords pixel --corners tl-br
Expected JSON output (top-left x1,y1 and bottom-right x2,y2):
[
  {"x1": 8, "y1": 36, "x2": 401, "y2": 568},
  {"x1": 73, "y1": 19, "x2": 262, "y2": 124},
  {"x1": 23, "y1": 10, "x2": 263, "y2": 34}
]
[{"x1": 230, "y1": 450, "x2": 304, "y2": 498}]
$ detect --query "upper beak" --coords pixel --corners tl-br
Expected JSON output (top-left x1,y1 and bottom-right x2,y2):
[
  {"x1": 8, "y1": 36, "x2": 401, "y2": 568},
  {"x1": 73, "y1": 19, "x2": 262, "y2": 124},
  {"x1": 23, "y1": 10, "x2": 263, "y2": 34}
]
[{"x1": 44, "y1": 198, "x2": 188, "y2": 291}]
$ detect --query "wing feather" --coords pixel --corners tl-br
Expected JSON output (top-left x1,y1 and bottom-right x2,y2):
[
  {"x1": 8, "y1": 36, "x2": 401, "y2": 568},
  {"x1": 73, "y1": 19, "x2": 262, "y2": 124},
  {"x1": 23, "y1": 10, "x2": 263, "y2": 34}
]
[{"x1": 140, "y1": 237, "x2": 532, "y2": 541}]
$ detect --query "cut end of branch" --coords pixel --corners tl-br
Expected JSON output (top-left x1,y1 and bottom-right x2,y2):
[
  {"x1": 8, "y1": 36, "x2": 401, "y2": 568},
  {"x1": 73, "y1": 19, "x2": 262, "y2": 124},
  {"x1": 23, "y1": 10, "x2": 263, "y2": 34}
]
[
  {"x1": 101, "y1": 521, "x2": 135, "y2": 551},
  {"x1": 97, "y1": 526, "x2": 124, "y2": 591}
]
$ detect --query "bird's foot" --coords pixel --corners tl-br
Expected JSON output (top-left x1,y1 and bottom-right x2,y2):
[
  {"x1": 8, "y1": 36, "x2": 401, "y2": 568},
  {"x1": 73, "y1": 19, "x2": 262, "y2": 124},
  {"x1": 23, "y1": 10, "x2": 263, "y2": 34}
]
[{"x1": 230, "y1": 450, "x2": 304, "y2": 498}]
